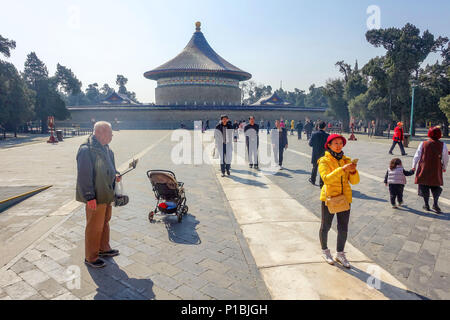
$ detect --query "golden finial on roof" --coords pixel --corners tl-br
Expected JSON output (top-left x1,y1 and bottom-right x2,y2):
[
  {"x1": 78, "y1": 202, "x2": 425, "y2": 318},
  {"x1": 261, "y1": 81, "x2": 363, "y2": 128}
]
[{"x1": 195, "y1": 21, "x2": 201, "y2": 32}]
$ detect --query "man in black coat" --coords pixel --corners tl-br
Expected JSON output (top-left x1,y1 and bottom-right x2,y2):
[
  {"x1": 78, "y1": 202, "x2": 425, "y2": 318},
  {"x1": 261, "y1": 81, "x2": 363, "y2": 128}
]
[
  {"x1": 296, "y1": 121, "x2": 303, "y2": 140},
  {"x1": 271, "y1": 120, "x2": 288, "y2": 169},
  {"x1": 244, "y1": 116, "x2": 260, "y2": 169},
  {"x1": 215, "y1": 115, "x2": 233, "y2": 177},
  {"x1": 308, "y1": 121, "x2": 329, "y2": 186}
]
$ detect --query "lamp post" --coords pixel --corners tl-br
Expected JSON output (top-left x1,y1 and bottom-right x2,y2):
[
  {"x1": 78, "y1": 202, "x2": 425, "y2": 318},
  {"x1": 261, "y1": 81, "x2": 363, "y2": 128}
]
[{"x1": 409, "y1": 79, "x2": 418, "y2": 136}]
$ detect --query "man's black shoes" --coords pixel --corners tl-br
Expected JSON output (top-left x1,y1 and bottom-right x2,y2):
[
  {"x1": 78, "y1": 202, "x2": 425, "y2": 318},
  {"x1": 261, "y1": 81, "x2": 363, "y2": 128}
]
[
  {"x1": 433, "y1": 205, "x2": 442, "y2": 214},
  {"x1": 99, "y1": 249, "x2": 120, "y2": 257},
  {"x1": 85, "y1": 258, "x2": 106, "y2": 268},
  {"x1": 308, "y1": 178, "x2": 315, "y2": 185}
]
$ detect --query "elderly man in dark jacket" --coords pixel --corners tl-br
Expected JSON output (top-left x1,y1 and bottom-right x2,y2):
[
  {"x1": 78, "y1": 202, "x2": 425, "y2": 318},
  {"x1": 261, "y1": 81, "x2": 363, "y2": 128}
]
[
  {"x1": 309, "y1": 121, "x2": 329, "y2": 186},
  {"x1": 76, "y1": 121, "x2": 121, "y2": 268}
]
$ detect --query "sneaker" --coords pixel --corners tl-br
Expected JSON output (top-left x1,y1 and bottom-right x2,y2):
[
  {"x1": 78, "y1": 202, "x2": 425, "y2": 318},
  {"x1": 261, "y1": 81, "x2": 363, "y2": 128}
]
[
  {"x1": 388, "y1": 152, "x2": 393, "y2": 155},
  {"x1": 226, "y1": 170, "x2": 231, "y2": 176},
  {"x1": 392, "y1": 205, "x2": 398, "y2": 209},
  {"x1": 335, "y1": 252, "x2": 351, "y2": 269},
  {"x1": 84, "y1": 258, "x2": 106, "y2": 268},
  {"x1": 423, "y1": 204, "x2": 431, "y2": 211},
  {"x1": 432, "y1": 205, "x2": 442, "y2": 214},
  {"x1": 308, "y1": 178, "x2": 315, "y2": 186},
  {"x1": 322, "y1": 249, "x2": 334, "y2": 265},
  {"x1": 398, "y1": 201, "x2": 403, "y2": 207},
  {"x1": 99, "y1": 249, "x2": 120, "y2": 257},
  {"x1": 402, "y1": 153, "x2": 408, "y2": 156},
  {"x1": 221, "y1": 173, "x2": 225, "y2": 177},
  {"x1": 249, "y1": 164, "x2": 253, "y2": 168}
]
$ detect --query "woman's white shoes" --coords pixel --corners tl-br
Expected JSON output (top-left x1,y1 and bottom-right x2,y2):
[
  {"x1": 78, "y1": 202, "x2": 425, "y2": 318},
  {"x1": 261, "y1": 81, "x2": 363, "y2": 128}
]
[
  {"x1": 322, "y1": 250, "x2": 351, "y2": 268},
  {"x1": 322, "y1": 249, "x2": 334, "y2": 265},
  {"x1": 335, "y1": 252, "x2": 351, "y2": 269}
]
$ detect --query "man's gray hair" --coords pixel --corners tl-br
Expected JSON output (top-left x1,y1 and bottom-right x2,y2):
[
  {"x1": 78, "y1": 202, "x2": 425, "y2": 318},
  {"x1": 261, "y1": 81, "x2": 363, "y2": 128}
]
[{"x1": 93, "y1": 121, "x2": 112, "y2": 134}]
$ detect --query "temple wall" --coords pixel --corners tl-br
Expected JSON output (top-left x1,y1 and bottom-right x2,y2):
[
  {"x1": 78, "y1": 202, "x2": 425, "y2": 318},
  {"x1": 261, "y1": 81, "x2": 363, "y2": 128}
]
[
  {"x1": 56, "y1": 107, "x2": 329, "y2": 130},
  {"x1": 155, "y1": 85, "x2": 241, "y2": 105}
]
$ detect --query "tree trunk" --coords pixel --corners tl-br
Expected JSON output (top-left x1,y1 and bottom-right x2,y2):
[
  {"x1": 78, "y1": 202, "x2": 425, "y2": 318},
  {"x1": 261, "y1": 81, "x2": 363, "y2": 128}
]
[
  {"x1": 443, "y1": 119, "x2": 449, "y2": 137},
  {"x1": 342, "y1": 117, "x2": 350, "y2": 133},
  {"x1": 41, "y1": 118, "x2": 48, "y2": 134},
  {"x1": 375, "y1": 118, "x2": 384, "y2": 136}
]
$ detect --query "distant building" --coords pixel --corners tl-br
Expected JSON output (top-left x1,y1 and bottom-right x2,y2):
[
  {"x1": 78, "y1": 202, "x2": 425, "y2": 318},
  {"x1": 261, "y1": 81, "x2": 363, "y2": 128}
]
[
  {"x1": 144, "y1": 22, "x2": 252, "y2": 106},
  {"x1": 101, "y1": 92, "x2": 137, "y2": 105},
  {"x1": 251, "y1": 92, "x2": 292, "y2": 107}
]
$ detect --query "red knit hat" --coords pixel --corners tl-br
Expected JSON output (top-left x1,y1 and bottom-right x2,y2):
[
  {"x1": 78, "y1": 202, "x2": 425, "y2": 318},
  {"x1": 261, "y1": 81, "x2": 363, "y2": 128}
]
[
  {"x1": 325, "y1": 134, "x2": 347, "y2": 150},
  {"x1": 428, "y1": 127, "x2": 442, "y2": 140}
]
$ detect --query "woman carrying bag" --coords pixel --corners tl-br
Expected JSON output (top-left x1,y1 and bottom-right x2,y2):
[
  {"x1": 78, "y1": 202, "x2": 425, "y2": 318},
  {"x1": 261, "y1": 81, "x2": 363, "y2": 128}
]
[{"x1": 318, "y1": 134, "x2": 360, "y2": 268}]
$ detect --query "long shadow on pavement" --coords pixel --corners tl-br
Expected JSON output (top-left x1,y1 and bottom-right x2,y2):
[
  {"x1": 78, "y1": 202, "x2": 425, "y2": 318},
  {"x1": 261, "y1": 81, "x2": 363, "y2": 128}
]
[
  {"x1": 226, "y1": 174, "x2": 268, "y2": 188},
  {"x1": 162, "y1": 213, "x2": 201, "y2": 245},
  {"x1": 87, "y1": 261, "x2": 155, "y2": 300},
  {"x1": 398, "y1": 206, "x2": 450, "y2": 221},
  {"x1": 353, "y1": 190, "x2": 388, "y2": 203},
  {"x1": 281, "y1": 168, "x2": 310, "y2": 176},
  {"x1": 337, "y1": 265, "x2": 428, "y2": 300}
]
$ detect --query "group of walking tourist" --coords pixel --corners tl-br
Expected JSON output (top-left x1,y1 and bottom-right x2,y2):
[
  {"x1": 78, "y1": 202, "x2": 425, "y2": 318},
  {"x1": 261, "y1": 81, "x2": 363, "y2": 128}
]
[{"x1": 77, "y1": 118, "x2": 448, "y2": 270}]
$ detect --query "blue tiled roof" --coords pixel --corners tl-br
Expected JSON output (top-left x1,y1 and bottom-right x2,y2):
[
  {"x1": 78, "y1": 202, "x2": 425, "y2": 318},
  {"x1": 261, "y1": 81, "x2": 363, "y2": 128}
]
[{"x1": 144, "y1": 23, "x2": 252, "y2": 81}]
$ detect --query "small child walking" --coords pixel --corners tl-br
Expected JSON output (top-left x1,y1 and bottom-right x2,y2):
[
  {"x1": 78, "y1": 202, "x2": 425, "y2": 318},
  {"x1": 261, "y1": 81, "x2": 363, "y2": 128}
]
[{"x1": 384, "y1": 158, "x2": 415, "y2": 208}]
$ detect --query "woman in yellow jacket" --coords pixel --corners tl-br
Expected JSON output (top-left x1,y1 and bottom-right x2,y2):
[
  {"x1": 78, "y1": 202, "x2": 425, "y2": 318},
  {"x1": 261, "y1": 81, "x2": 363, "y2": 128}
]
[{"x1": 318, "y1": 134, "x2": 360, "y2": 268}]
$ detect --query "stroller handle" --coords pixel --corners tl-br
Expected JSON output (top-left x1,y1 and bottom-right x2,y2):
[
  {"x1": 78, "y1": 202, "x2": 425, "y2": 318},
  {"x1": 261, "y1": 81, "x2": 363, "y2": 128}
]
[{"x1": 146, "y1": 169, "x2": 176, "y2": 180}]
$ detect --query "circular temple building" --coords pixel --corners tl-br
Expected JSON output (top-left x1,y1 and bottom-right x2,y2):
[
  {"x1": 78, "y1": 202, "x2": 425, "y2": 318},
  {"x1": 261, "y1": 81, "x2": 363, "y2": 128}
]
[{"x1": 144, "y1": 22, "x2": 252, "y2": 106}]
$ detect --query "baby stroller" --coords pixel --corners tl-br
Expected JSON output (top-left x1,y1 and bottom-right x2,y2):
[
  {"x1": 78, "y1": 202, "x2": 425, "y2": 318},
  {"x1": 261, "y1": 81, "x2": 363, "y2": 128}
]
[{"x1": 146, "y1": 170, "x2": 188, "y2": 223}]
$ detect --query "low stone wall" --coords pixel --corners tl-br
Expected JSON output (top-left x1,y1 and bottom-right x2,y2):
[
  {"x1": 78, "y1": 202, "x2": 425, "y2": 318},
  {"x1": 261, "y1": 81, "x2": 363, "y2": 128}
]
[{"x1": 57, "y1": 106, "x2": 329, "y2": 130}]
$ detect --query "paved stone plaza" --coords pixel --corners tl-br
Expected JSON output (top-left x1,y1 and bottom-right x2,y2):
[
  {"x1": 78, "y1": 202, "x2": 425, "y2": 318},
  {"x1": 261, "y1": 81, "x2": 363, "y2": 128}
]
[{"x1": 0, "y1": 130, "x2": 449, "y2": 300}]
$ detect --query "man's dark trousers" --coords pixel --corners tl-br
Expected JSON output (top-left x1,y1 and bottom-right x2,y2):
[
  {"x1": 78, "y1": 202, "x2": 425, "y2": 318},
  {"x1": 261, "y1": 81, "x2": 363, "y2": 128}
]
[
  {"x1": 220, "y1": 143, "x2": 231, "y2": 174},
  {"x1": 389, "y1": 141, "x2": 406, "y2": 155},
  {"x1": 311, "y1": 162, "x2": 324, "y2": 187}
]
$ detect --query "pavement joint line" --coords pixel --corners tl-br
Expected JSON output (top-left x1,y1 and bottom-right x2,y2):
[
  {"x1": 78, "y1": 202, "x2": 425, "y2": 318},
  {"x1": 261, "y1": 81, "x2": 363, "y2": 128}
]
[
  {"x1": 206, "y1": 141, "x2": 273, "y2": 299},
  {"x1": 238, "y1": 220, "x2": 320, "y2": 226},
  {"x1": 258, "y1": 260, "x2": 374, "y2": 270},
  {"x1": 0, "y1": 132, "x2": 171, "y2": 272}
]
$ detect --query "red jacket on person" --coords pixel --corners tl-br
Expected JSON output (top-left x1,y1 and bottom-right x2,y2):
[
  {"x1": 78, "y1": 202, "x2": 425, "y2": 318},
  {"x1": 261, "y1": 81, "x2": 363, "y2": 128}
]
[{"x1": 393, "y1": 126, "x2": 404, "y2": 142}]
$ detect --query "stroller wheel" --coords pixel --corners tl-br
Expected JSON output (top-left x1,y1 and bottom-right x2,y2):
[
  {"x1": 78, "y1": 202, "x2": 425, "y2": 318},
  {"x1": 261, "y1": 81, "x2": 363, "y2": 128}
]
[
  {"x1": 148, "y1": 211, "x2": 155, "y2": 222},
  {"x1": 183, "y1": 206, "x2": 189, "y2": 215},
  {"x1": 177, "y1": 214, "x2": 182, "y2": 223}
]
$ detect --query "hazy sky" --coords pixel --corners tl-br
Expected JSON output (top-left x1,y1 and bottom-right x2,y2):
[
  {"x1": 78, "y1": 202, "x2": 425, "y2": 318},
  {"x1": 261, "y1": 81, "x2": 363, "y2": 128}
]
[{"x1": 1, "y1": 0, "x2": 449, "y2": 103}]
